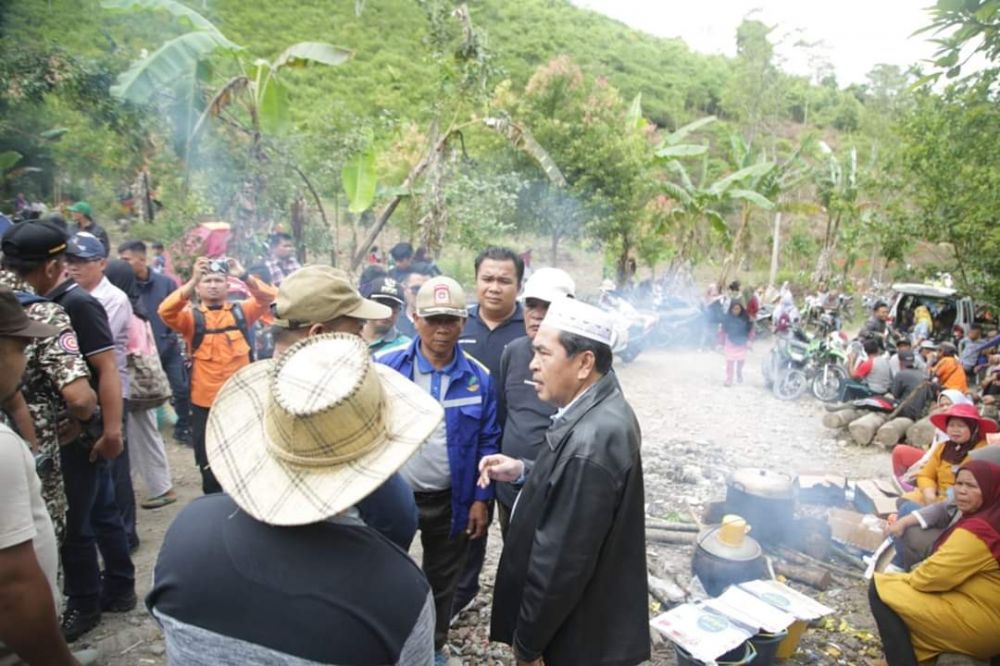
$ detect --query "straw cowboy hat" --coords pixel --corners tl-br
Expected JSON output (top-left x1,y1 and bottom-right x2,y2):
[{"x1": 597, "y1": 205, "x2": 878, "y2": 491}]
[
  {"x1": 206, "y1": 333, "x2": 443, "y2": 525},
  {"x1": 929, "y1": 403, "x2": 999, "y2": 436}
]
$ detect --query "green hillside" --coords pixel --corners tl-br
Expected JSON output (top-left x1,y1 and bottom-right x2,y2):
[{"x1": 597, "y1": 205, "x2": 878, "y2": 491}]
[{"x1": 0, "y1": 0, "x2": 816, "y2": 133}]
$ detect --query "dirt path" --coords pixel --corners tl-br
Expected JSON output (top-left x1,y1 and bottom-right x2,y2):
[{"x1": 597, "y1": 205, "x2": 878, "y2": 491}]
[{"x1": 82, "y1": 345, "x2": 893, "y2": 665}]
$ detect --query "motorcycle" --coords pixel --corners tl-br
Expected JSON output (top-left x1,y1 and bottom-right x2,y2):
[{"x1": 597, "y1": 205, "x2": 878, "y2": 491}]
[
  {"x1": 767, "y1": 328, "x2": 850, "y2": 401},
  {"x1": 652, "y1": 295, "x2": 704, "y2": 347},
  {"x1": 600, "y1": 291, "x2": 659, "y2": 362}
]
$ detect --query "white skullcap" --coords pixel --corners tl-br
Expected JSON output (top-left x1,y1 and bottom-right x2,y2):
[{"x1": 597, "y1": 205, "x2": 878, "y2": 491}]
[
  {"x1": 521, "y1": 267, "x2": 576, "y2": 303},
  {"x1": 541, "y1": 297, "x2": 615, "y2": 347}
]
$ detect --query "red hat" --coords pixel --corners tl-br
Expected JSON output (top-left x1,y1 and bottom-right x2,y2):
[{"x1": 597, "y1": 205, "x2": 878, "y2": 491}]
[{"x1": 930, "y1": 403, "x2": 999, "y2": 435}]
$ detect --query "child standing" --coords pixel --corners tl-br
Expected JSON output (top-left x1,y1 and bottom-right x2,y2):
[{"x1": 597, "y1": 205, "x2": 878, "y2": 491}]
[{"x1": 722, "y1": 301, "x2": 753, "y2": 386}]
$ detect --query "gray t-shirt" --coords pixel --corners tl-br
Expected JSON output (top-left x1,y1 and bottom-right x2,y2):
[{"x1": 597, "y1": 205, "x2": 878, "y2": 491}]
[
  {"x1": 0, "y1": 424, "x2": 60, "y2": 614},
  {"x1": 399, "y1": 369, "x2": 451, "y2": 492},
  {"x1": 89, "y1": 277, "x2": 133, "y2": 399},
  {"x1": 867, "y1": 355, "x2": 893, "y2": 393}
]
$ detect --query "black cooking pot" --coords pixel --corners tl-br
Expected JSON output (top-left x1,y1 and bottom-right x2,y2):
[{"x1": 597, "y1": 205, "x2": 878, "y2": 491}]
[
  {"x1": 725, "y1": 468, "x2": 795, "y2": 546},
  {"x1": 692, "y1": 524, "x2": 768, "y2": 597}
]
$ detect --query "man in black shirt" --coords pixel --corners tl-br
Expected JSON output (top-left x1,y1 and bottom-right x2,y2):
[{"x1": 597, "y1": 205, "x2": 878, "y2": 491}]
[
  {"x1": 453, "y1": 246, "x2": 526, "y2": 619},
  {"x1": 495, "y1": 267, "x2": 576, "y2": 534},
  {"x1": 890, "y1": 350, "x2": 933, "y2": 421},
  {"x1": 66, "y1": 202, "x2": 110, "y2": 255},
  {"x1": 5, "y1": 222, "x2": 136, "y2": 641},
  {"x1": 148, "y1": 334, "x2": 441, "y2": 665}
]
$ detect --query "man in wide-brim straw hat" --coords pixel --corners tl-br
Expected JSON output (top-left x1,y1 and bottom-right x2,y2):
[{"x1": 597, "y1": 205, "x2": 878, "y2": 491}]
[{"x1": 147, "y1": 333, "x2": 443, "y2": 665}]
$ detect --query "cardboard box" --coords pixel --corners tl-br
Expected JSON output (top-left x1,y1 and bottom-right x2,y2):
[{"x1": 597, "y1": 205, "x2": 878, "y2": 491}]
[
  {"x1": 797, "y1": 474, "x2": 847, "y2": 506},
  {"x1": 828, "y1": 507, "x2": 887, "y2": 553},
  {"x1": 853, "y1": 480, "x2": 899, "y2": 516}
]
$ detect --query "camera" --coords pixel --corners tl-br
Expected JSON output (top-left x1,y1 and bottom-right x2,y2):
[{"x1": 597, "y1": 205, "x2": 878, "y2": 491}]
[{"x1": 208, "y1": 257, "x2": 230, "y2": 274}]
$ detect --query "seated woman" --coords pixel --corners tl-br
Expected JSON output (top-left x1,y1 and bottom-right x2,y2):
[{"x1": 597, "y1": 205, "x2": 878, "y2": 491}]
[
  {"x1": 892, "y1": 389, "x2": 972, "y2": 491},
  {"x1": 888, "y1": 445, "x2": 1000, "y2": 570},
  {"x1": 870, "y1": 460, "x2": 1000, "y2": 665},
  {"x1": 899, "y1": 403, "x2": 995, "y2": 507}
]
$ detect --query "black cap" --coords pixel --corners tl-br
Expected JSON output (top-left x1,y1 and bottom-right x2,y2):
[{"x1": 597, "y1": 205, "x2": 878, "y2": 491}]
[
  {"x1": 898, "y1": 350, "x2": 915, "y2": 364},
  {"x1": 361, "y1": 275, "x2": 405, "y2": 306},
  {"x1": 1, "y1": 220, "x2": 69, "y2": 261},
  {"x1": 0, "y1": 288, "x2": 60, "y2": 338}
]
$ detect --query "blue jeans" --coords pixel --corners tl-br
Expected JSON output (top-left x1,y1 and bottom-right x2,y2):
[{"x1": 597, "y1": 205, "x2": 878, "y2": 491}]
[
  {"x1": 160, "y1": 345, "x2": 191, "y2": 432},
  {"x1": 60, "y1": 444, "x2": 135, "y2": 611},
  {"x1": 356, "y1": 473, "x2": 418, "y2": 550}
]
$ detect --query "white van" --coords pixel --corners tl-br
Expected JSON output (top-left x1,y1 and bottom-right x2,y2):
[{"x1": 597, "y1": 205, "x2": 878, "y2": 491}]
[{"x1": 888, "y1": 283, "x2": 976, "y2": 341}]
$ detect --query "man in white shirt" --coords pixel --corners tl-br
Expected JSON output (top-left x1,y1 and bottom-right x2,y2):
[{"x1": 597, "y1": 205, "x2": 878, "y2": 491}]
[{"x1": 0, "y1": 288, "x2": 82, "y2": 665}]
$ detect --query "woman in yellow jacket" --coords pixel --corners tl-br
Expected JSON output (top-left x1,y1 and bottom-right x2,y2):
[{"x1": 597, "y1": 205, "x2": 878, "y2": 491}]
[
  {"x1": 870, "y1": 459, "x2": 1000, "y2": 664},
  {"x1": 900, "y1": 403, "x2": 995, "y2": 506}
]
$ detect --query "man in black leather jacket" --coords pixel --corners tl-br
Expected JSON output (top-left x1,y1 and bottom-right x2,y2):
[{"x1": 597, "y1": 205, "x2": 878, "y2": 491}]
[{"x1": 477, "y1": 298, "x2": 649, "y2": 666}]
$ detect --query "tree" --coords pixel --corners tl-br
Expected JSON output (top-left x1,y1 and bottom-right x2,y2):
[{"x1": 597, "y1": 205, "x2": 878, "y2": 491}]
[
  {"x1": 894, "y1": 71, "x2": 1000, "y2": 302},
  {"x1": 915, "y1": 0, "x2": 999, "y2": 84}
]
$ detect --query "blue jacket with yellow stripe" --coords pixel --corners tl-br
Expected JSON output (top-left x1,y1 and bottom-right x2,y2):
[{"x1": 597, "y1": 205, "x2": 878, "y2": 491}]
[{"x1": 375, "y1": 337, "x2": 500, "y2": 536}]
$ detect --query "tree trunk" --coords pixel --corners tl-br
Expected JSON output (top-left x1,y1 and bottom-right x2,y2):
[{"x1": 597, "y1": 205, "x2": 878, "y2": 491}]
[
  {"x1": 718, "y1": 206, "x2": 752, "y2": 287},
  {"x1": 768, "y1": 211, "x2": 782, "y2": 288}
]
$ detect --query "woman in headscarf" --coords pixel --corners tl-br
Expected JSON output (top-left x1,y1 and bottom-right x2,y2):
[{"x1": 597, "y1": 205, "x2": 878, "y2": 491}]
[
  {"x1": 871, "y1": 460, "x2": 1000, "y2": 664},
  {"x1": 912, "y1": 304, "x2": 933, "y2": 343},
  {"x1": 892, "y1": 389, "x2": 973, "y2": 490},
  {"x1": 900, "y1": 403, "x2": 996, "y2": 507},
  {"x1": 721, "y1": 300, "x2": 752, "y2": 386},
  {"x1": 105, "y1": 260, "x2": 177, "y2": 509},
  {"x1": 772, "y1": 291, "x2": 799, "y2": 334}
]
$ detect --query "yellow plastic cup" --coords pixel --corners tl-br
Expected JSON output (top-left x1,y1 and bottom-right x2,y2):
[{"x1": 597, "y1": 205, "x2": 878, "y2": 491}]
[{"x1": 719, "y1": 514, "x2": 751, "y2": 546}]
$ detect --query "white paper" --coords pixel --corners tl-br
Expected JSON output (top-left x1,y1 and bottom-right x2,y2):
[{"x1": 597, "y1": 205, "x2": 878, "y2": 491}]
[
  {"x1": 864, "y1": 538, "x2": 895, "y2": 580},
  {"x1": 650, "y1": 603, "x2": 753, "y2": 663},
  {"x1": 738, "y1": 579, "x2": 834, "y2": 620},
  {"x1": 706, "y1": 586, "x2": 797, "y2": 634}
]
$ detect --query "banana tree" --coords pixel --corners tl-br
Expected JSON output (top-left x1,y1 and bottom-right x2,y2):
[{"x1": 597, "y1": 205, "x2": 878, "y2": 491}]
[
  {"x1": 715, "y1": 133, "x2": 813, "y2": 286},
  {"x1": 812, "y1": 142, "x2": 860, "y2": 284},
  {"x1": 104, "y1": 0, "x2": 350, "y2": 254},
  {"x1": 654, "y1": 117, "x2": 776, "y2": 269}
]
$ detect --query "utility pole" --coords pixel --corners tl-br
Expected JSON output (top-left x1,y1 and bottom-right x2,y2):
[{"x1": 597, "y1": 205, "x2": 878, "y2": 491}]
[{"x1": 768, "y1": 212, "x2": 782, "y2": 288}]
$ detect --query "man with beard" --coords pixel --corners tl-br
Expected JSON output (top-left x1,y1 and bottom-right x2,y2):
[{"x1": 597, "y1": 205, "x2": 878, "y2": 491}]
[{"x1": 478, "y1": 298, "x2": 649, "y2": 666}]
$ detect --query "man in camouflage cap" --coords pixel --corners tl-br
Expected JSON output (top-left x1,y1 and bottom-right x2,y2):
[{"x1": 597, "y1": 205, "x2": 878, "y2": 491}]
[{"x1": 0, "y1": 220, "x2": 98, "y2": 543}]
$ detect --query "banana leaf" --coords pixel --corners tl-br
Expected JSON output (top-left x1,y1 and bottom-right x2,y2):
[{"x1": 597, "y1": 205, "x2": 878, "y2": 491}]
[
  {"x1": 342, "y1": 148, "x2": 378, "y2": 214},
  {"x1": 110, "y1": 31, "x2": 240, "y2": 104},
  {"x1": 273, "y1": 42, "x2": 352, "y2": 70}
]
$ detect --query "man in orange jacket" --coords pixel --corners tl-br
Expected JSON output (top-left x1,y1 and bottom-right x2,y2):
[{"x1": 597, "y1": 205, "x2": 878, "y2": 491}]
[{"x1": 158, "y1": 256, "x2": 276, "y2": 493}]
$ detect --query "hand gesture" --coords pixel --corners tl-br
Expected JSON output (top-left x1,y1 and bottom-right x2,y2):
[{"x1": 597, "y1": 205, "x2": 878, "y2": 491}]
[
  {"x1": 227, "y1": 257, "x2": 245, "y2": 277},
  {"x1": 477, "y1": 454, "x2": 525, "y2": 488}
]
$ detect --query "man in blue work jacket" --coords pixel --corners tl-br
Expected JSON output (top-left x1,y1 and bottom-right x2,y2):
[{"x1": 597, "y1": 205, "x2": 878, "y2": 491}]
[{"x1": 376, "y1": 276, "x2": 500, "y2": 665}]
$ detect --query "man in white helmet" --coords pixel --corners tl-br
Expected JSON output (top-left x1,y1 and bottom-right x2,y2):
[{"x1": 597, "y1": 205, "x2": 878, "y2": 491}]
[{"x1": 493, "y1": 267, "x2": 575, "y2": 534}]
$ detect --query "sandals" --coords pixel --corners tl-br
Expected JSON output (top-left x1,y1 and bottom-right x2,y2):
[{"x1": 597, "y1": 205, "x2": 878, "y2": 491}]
[{"x1": 141, "y1": 490, "x2": 178, "y2": 509}]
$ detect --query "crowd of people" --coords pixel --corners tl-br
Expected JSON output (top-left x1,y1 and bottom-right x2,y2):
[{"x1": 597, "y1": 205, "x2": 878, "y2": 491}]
[
  {"x1": 0, "y1": 213, "x2": 649, "y2": 665},
  {"x1": 2, "y1": 203, "x2": 999, "y2": 664}
]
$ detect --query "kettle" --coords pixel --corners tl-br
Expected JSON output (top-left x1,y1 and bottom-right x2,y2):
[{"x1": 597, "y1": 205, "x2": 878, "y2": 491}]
[{"x1": 692, "y1": 515, "x2": 768, "y2": 597}]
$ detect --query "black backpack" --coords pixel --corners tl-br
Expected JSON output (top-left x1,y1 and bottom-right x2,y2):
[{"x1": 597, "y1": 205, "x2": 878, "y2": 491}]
[{"x1": 191, "y1": 302, "x2": 255, "y2": 362}]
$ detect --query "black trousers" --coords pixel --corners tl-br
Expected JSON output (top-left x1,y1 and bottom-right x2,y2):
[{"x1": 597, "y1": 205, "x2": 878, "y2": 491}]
[
  {"x1": 497, "y1": 498, "x2": 513, "y2": 539},
  {"x1": 414, "y1": 490, "x2": 469, "y2": 651},
  {"x1": 61, "y1": 444, "x2": 135, "y2": 611},
  {"x1": 191, "y1": 405, "x2": 221, "y2": 494},
  {"x1": 452, "y1": 500, "x2": 493, "y2": 617},
  {"x1": 868, "y1": 580, "x2": 918, "y2": 666}
]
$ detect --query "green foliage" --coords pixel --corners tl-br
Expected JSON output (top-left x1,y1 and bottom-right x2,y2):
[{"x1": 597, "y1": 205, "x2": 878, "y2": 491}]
[
  {"x1": 342, "y1": 147, "x2": 378, "y2": 213},
  {"x1": 915, "y1": 0, "x2": 999, "y2": 83},
  {"x1": 894, "y1": 71, "x2": 1000, "y2": 303}
]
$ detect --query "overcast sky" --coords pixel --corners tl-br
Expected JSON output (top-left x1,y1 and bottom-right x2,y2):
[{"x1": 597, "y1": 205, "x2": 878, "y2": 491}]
[{"x1": 571, "y1": 1, "x2": 941, "y2": 85}]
